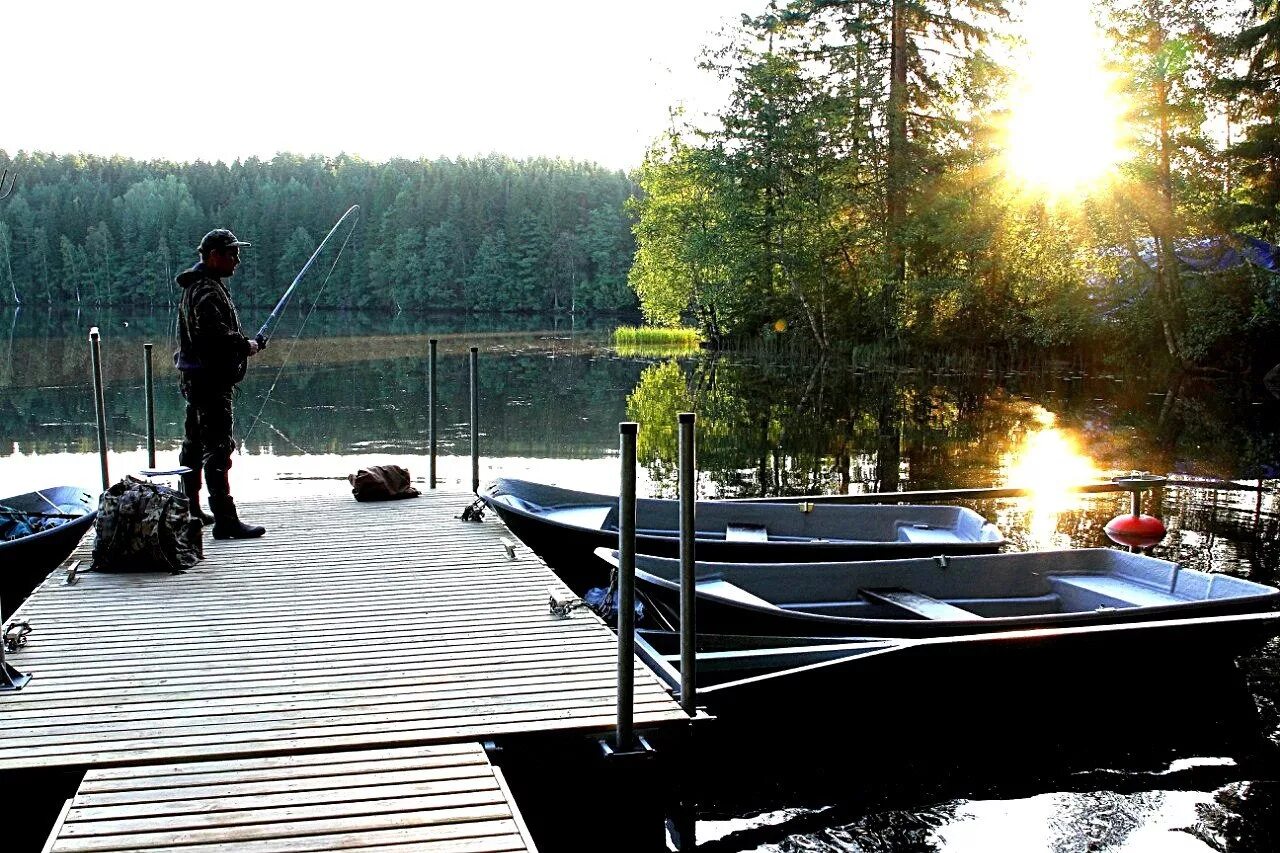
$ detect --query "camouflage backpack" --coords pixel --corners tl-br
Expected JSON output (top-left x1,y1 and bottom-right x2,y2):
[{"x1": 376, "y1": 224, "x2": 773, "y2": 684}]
[{"x1": 91, "y1": 476, "x2": 202, "y2": 573}]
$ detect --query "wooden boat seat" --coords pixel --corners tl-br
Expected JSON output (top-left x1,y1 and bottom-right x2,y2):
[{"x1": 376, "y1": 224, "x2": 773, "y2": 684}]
[
  {"x1": 726, "y1": 523, "x2": 768, "y2": 542},
  {"x1": 696, "y1": 577, "x2": 774, "y2": 609},
  {"x1": 858, "y1": 587, "x2": 985, "y2": 621}
]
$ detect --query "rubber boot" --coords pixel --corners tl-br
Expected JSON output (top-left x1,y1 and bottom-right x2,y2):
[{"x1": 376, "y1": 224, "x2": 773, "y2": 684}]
[
  {"x1": 210, "y1": 495, "x2": 266, "y2": 540},
  {"x1": 180, "y1": 473, "x2": 216, "y2": 525}
]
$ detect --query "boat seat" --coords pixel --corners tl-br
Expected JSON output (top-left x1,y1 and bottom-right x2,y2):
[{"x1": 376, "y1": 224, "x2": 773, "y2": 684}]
[
  {"x1": 696, "y1": 578, "x2": 773, "y2": 609},
  {"x1": 858, "y1": 587, "x2": 985, "y2": 621},
  {"x1": 726, "y1": 523, "x2": 768, "y2": 542},
  {"x1": 897, "y1": 523, "x2": 957, "y2": 543},
  {"x1": 1047, "y1": 575, "x2": 1182, "y2": 609}
]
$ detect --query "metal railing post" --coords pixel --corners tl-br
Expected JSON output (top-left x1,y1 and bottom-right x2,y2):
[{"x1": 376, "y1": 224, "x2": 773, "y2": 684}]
[
  {"x1": 143, "y1": 343, "x2": 156, "y2": 469},
  {"x1": 617, "y1": 421, "x2": 639, "y2": 752},
  {"x1": 469, "y1": 346, "x2": 479, "y2": 494},
  {"x1": 89, "y1": 327, "x2": 109, "y2": 491},
  {"x1": 428, "y1": 338, "x2": 437, "y2": 489},
  {"x1": 678, "y1": 412, "x2": 697, "y2": 713}
]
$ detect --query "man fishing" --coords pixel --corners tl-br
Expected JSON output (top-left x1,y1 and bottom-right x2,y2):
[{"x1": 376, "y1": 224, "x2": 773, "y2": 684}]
[{"x1": 174, "y1": 229, "x2": 268, "y2": 539}]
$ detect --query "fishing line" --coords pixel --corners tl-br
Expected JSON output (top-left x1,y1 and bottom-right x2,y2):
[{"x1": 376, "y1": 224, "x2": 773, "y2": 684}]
[{"x1": 240, "y1": 205, "x2": 361, "y2": 449}]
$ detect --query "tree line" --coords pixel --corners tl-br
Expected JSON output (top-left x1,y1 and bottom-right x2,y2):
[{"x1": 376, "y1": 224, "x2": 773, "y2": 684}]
[
  {"x1": 630, "y1": 0, "x2": 1280, "y2": 372},
  {"x1": 0, "y1": 152, "x2": 639, "y2": 313}
]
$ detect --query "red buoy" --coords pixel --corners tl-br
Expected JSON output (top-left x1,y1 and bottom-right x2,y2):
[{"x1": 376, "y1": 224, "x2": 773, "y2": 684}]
[
  {"x1": 1104, "y1": 513, "x2": 1167, "y2": 548},
  {"x1": 1106, "y1": 472, "x2": 1169, "y2": 548}
]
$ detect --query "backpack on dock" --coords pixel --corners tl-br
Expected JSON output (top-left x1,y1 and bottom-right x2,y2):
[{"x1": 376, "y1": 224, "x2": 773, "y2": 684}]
[
  {"x1": 91, "y1": 476, "x2": 202, "y2": 573},
  {"x1": 348, "y1": 465, "x2": 421, "y2": 502}
]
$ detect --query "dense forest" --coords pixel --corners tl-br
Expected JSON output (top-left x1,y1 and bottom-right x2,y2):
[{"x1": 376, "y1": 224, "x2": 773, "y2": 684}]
[
  {"x1": 0, "y1": 153, "x2": 639, "y2": 313},
  {"x1": 630, "y1": 0, "x2": 1280, "y2": 371},
  {"x1": 2, "y1": 1, "x2": 1277, "y2": 373}
]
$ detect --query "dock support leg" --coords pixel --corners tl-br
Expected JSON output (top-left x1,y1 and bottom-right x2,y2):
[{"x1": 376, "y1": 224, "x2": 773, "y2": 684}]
[
  {"x1": 144, "y1": 342, "x2": 156, "y2": 469},
  {"x1": 90, "y1": 327, "x2": 109, "y2": 491},
  {"x1": 428, "y1": 338, "x2": 437, "y2": 489},
  {"x1": 469, "y1": 345, "x2": 479, "y2": 494},
  {"x1": 599, "y1": 735, "x2": 663, "y2": 853}
]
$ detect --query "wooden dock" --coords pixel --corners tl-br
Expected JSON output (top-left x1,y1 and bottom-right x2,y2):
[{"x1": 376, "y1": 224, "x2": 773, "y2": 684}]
[
  {"x1": 41, "y1": 743, "x2": 538, "y2": 852},
  {"x1": 0, "y1": 490, "x2": 689, "y2": 773}
]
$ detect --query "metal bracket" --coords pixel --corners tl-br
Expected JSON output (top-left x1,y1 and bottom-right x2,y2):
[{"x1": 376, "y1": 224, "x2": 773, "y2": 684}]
[
  {"x1": 549, "y1": 590, "x2": 589, "y2": 618},
  {"x1": 0, "y1": 661, "x2": 30, "y2": 691},
  {"x1": 0, "y1": 607, "x2": 31, "y2": 691},
  {"x1": 3, "y1": 619, "x2": 30, "y2": 653},
  {"x1": 501, "y1": 538, "x2": 517, "y2": 559},
  {"x1": 599, "y1": 733, "x2": 656, "y2": 764},
  {"x1": 64, "y1": 559, "x2": 81, "y2": 586}
]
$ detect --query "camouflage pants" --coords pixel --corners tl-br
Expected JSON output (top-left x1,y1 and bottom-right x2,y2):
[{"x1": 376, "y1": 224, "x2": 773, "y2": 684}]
[{"x1": 179, "y1": 374, "x2": 236, "y2": 499}]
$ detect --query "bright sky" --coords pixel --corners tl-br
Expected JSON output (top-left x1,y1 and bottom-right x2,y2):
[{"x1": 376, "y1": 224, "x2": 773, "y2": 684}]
[
  {"x1": 6, "y1": 1, "x2": 1120, "y2": 181},
  {"x1": 4, "y1": 0, "x2": 754, "y2": 171}
]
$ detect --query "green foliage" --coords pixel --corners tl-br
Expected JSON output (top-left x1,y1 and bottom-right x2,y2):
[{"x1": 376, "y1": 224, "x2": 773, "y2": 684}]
[{"x1": 0, "y1": 152, "x2": 639, "y2": 313}]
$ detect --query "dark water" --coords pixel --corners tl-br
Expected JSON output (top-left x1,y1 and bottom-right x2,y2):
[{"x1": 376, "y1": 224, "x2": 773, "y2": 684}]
[{"x1": 4, "y1": 306, "x2": 1280, "y2": 852}]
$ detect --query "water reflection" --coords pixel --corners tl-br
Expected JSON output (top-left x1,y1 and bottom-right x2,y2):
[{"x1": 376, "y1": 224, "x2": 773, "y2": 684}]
[
  {"x1": 4, "y1": 309, "x2": 1280, "y2": 853},
  {"x1": 1000, "y1": 406, "x2": 1104, "y2": 549}
]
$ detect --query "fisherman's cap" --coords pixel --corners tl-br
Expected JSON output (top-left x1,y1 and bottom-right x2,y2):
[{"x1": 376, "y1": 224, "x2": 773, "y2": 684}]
[{"x1": 198, "y1": 229, "x2": 252, "y2": 254}]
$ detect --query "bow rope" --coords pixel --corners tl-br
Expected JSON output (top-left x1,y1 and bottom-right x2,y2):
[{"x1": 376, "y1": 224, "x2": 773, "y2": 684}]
[{"x1": 240, "y1": 204, "x2": 361, "y2": 448}]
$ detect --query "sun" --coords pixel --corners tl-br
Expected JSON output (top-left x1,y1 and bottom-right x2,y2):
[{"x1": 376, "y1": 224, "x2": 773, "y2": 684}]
[{"x1": 1002, "y1": 3, "x2": 1128, "y2": 197}]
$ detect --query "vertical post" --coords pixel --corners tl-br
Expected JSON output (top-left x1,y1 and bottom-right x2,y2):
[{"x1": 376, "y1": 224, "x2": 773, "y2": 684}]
[
  {"x1": 428, "y1": 338, "x2": 438, "y2": 489},
  {"x1": 89, "y1": 327, "x2": 109, "y2": 491},
  {"x1": 678, "y1": 412, "x2": 697, "y2": 714},
  {"x1": 617, "y1": 421, "x2": 638, "y2": 752},
  {"x1": 469, "y1": 346, "x2": 480, "y2": 494},
  {"x1": 143, "y1": 343, "x2": 156, "y2": 469}
]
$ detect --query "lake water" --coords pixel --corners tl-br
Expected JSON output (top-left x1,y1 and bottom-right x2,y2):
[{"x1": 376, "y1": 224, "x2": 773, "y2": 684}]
[{"x1": 4, "y1": 306, "x2": 1280, "y2": 852}]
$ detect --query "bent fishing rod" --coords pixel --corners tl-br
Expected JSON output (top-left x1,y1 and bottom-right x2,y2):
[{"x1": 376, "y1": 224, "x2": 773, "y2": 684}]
[
  {"x1": 255, "y1": 204, "x2": 360, "y2": 341},
  {"x1": 240, "y1": 204, "x2": 361, "y2": 447}
]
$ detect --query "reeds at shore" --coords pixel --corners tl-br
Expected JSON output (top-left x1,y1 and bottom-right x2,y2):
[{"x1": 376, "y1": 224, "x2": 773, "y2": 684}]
[{"x1": 613, "y1": 325, "x2": 701, "y2": 355}]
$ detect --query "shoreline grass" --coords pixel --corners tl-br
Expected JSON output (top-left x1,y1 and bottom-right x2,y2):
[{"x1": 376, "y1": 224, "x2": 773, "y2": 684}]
[{"x1": 613, "y1": 325, "x2": 702, "y2": 356}]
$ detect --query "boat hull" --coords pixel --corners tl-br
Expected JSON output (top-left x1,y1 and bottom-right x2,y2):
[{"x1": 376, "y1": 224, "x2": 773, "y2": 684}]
[
  {"x1": 481, "y1": 477, "x2": 1005, "y2": 583},
  {"x1": 637, "y1": 611, "x2": 1280, "y2": 715},
  {"x1": 614, "y1": 547, "x2": 1280, "y2": 639},
  {"x1": 0, "y1": 486, "x2": 97, "y2": 617}
]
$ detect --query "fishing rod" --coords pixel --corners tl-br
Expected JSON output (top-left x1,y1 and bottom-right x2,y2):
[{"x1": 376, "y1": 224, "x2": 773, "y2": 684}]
[
  {"x1": 240, "y1": 204, "x2": 361, "y2": 447},
  {"x1": 255, "y1": 204, "x2": 360, "y2": 341}
]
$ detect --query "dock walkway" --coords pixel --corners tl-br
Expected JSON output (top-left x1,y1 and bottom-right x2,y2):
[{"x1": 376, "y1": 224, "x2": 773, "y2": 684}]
[
  {"x1": 0, "y1": 490, "x2": 688, "y2": 772},
  {"x1": 42, "y1": 743, "x2": 538, "y2": 853}
]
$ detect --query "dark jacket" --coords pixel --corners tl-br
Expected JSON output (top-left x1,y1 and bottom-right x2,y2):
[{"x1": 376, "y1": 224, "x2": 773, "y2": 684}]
[{"x1": 174, "y1": 263, "x2": 252, "y2": 383}]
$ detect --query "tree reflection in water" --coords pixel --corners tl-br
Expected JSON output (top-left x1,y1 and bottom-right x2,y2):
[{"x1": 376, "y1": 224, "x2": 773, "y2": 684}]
[{"x1": 4, "y1": 309, "x2": 1280, "y2": 851}]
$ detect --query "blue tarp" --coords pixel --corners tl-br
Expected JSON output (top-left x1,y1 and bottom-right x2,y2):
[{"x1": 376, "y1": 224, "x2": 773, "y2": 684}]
[{"x1": 1173, "y1": 234, "x2": 1280, "y2": 273}]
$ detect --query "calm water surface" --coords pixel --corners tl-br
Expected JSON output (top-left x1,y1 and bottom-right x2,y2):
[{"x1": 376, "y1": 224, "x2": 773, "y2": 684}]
[{"x1": 4, "y1": 306, "x2": 1280, "y2": 852}]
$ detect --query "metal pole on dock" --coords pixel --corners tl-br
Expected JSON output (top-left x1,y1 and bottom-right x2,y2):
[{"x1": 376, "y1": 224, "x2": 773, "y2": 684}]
[
  {"x1": 89, "y1": 327, "x2": 109, "y2": 491},
  {"x1": 469, "y1": 346, "x2": 479, "y2": 494},
  {"x1": 143, "y1": 343, "x2": 156, "y2": 469},
  {"x1": 678, "y1": 412, "x2": 697, "y2": 714},
  {"x1": 428, "y1": 338, "x2": 437, "y2": 489},
  {"x1": 617, "y1": 421, "x2": 638, "y2": 752}
]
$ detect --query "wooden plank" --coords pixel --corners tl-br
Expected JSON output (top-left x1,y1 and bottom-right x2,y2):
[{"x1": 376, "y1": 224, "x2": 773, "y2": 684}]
[
  {"x1": 77, "y1": 768, "x2": 497, "y2": 807},
  {"x1": 47, "y1": 744, "x2": 533, "y2": 853},
  {"x1": 1, "y1": 704, "x2": 680, "y2": 771},
  {"x1": 858, "y1": 587, "x2": 985, "y2": 621}
]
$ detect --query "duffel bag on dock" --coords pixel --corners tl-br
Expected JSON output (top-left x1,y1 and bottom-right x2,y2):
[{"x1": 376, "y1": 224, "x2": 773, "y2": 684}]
[
  {"x1": 91, "y1": 476, "x2": 202, "y2": 573},
  {"x1": 349, "y1": 465, "x2": 421, "y2": 502}
]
